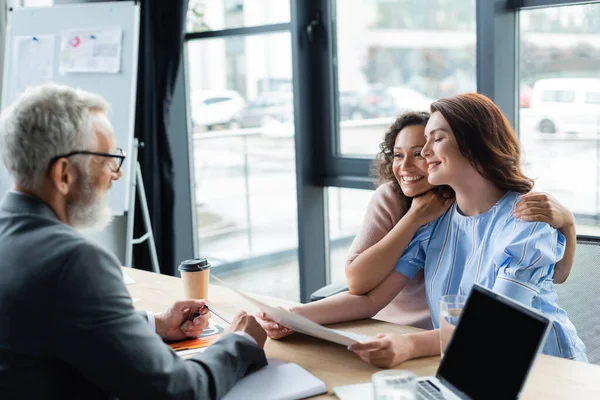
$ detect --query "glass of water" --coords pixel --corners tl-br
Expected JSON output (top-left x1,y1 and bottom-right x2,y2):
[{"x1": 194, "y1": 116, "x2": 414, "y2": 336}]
[
  {"x1": 371, "y1": 370, "x2": 417, "y2": 400},
  {"x1": 439, "y1": 294, "x2": 467, "y2": 357}
]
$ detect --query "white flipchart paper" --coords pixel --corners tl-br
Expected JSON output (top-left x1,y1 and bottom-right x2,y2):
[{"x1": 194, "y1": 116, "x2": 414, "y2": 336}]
[
  {"x1": 59, "y1": 27, "x2": 122, "y2": 73},
  {"x1": 11, "y1": 35, "x2": 55, "y2": 102}
]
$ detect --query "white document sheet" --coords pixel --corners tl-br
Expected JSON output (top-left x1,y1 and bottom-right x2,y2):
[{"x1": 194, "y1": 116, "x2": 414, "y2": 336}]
[
  {"x1": 59, "y1": 27, "x2": 122, "y2": 73},
  {"x1": 210, "y1": 274, "x2": 371, "y2": 347},
  {"x1": 11, "y1": 35, "x2": 55, "y2": 102},
  {"x1": 222, "y1": 362, "x2": 327, "y2": 400}
]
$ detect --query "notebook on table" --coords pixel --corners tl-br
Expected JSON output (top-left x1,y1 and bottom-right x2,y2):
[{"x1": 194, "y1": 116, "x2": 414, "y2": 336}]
[
  {"x1": 169, "y1": 324, "x2": 327, "y2": 399},
  {"x1": 222, "y1": 361, "x2": 327, "y2": 400}
]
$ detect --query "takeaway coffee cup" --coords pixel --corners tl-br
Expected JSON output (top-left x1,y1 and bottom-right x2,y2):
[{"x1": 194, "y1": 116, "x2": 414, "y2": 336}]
[{"x1": 179, "y1": 258, "x2": 211, "y2": 299}]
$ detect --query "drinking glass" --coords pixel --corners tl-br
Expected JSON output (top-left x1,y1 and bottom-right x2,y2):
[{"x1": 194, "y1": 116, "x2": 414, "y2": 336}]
[
  {"x1": 439, "y1": 294, "x2": 467, "y2": 357},
  {"x1": 371, "y1": 370, "x2": 417, "y2": 400}
]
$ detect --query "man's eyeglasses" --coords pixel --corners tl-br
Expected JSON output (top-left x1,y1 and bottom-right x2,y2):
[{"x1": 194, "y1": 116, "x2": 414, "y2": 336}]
[{"x1": 49, "y1": 148, "x2": 127, "y2": 173}]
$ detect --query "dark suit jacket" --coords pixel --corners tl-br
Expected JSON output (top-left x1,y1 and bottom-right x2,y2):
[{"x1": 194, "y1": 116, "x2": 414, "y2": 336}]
[{"x1": 0, "y1": 192, "x2": 267, "y2": 399}]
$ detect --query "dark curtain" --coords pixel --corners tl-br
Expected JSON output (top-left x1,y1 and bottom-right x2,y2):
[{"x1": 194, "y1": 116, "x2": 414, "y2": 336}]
[{"x1": 131, "y1": 0, "x2": 189, "y2": 275}]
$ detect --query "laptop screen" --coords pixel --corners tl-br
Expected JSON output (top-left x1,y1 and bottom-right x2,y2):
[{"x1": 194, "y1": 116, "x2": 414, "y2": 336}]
[{"x1": 437, "y1": 285, "x2": 550, "y2": 400}]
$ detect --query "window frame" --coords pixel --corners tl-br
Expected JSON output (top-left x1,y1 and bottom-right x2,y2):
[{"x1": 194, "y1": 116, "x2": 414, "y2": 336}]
[
  {"x1": 511, "y1": 0, "x2": 600, "y2": 226},
  {"x1": 181, "y1": 3, "x2": 330, "y2": 302},
  {"x1": 314, "y1": 0, "x2": 488, "y2": 190},
  {"x1": 316, "y1": 0, "x2": 600, "y2": 188}
]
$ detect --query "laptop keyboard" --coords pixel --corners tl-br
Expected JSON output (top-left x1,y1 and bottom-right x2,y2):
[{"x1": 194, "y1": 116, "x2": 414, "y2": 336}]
[{"x1": 417, "y1": 380, "x2": 446, "y2": 400}]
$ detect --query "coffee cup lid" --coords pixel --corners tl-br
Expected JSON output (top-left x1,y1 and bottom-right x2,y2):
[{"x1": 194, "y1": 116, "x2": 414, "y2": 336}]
[{"x1": 178, "y1": 258, "x2": 210, "y2": 272}]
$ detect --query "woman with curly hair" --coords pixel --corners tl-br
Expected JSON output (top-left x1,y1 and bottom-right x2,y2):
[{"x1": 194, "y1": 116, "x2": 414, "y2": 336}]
[
  {"x1": 259, "y1": 94, "x2": 585, "y2": 365},
  {"x1": 344, "y1": 112, "x2": 454, "y2": 329}
]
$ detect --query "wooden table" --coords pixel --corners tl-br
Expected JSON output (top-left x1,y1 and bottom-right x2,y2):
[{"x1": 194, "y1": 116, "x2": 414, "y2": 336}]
[{"x1": 124, "y1": 268, "x2": 600, "y2": 399}]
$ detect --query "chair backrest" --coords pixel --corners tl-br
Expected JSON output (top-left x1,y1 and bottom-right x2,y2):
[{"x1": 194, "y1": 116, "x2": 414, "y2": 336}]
[
  {"x1": 309, "y1": 282, "x2": 349, "y2": 302},
  {"x1": 555, "y1": 235, "x2": 600, "y2": 365}
]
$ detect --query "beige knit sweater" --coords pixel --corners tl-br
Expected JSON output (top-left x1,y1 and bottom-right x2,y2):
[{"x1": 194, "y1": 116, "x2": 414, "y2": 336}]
[{"x1": 346, "y1": 181, "x2": 433, "y2": 330}]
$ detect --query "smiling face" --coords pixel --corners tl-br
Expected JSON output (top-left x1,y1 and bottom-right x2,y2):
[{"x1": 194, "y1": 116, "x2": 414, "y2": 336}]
[
  {"x1": 392, "y1": 124, "x2": 436, "y2": 197},
  {"x1": 422, "y1": 111, "x2": 474, "y2": 187}
]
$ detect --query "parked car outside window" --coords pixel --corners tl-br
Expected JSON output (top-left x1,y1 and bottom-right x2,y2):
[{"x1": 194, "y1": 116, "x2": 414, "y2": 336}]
[
  {"x1": 191, "y1": 90, "x2": 245, "y2": 131},
  {"x1": 530, "y1": 78, "x2": 600, "y2": 135}
]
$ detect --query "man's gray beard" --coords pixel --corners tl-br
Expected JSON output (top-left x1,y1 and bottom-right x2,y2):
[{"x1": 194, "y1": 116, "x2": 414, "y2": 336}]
[{"x1": 68, "y1": 171, "x2": 113, "y2": 231}]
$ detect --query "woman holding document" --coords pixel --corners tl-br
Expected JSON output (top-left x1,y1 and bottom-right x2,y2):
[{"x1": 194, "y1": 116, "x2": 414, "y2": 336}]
[{"x1": 258, "y1": 93, "x2": 587, "y2": 366}]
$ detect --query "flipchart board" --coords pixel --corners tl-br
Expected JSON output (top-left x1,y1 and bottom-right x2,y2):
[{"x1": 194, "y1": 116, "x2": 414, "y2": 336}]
[{"x1": 1, "y1": 1, "x2": 140, "y2": 215}]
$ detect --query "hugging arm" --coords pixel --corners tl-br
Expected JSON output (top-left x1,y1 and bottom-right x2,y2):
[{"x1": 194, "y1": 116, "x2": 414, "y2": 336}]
[
  {"x1": 345, "y1": 184, "x2": 410, "y2": 294},
  {"x1": 346, "y1": 187, "x2": 452, "y2": 294},
  {"x1": 554, "y1": 224, "x2": 576, "y2": 283}
]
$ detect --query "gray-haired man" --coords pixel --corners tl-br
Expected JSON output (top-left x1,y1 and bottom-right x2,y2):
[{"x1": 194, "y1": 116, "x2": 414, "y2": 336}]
[{"x1": 0, "y1": 83, "x2": 268, "y2": 399}]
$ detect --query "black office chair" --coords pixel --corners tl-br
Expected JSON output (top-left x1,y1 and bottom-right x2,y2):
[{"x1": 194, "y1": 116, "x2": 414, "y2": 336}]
[
  {"x1": 310, "y1": 282, "x2": 349, "y2": 302},
  {"x1": 554, "y1": 235, "x2": 600, "y2": 365}
]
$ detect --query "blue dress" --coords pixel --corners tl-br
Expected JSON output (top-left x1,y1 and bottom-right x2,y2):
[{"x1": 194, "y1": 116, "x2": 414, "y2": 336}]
[{"x1": 394, "y1": 191, "x2": 587, "y2": 361}]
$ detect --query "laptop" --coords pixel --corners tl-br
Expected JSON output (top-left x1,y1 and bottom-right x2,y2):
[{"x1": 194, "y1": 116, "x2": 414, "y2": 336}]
[{"x1": 416, "y1": 284, "x2": 551, "y2": 400}]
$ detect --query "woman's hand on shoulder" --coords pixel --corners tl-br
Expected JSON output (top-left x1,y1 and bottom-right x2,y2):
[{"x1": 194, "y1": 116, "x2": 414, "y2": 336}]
[
  {"x1": 513, "y1": 192, "x2": 574, "y2": 229},
  {"x1": 347, "y1": 333, "x2": 414, "y2": 368},
  {"x1": 406, "y1": 190, "x2": 454, "y2": 227},
  {"x1": 255, "y1": 311, "x2": 294, "y2": 340}
]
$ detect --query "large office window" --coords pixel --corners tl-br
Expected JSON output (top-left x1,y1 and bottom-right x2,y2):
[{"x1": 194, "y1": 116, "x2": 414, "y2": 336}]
[
  {"x1": 335, "y1": 0, "x2": 477, "y2": 157},
  {"x1": 327, "y1": 187, "x2": 372, "y2": 284},
  {"x1": 185, "y1": 3, "x2": 300, "y2": 300},
  {"x1": 518, "y1": 3, "x2": 600, "y2": 235},
  {"x1": 186, "y1": 0, "x2": 290, "y2": 31}
]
